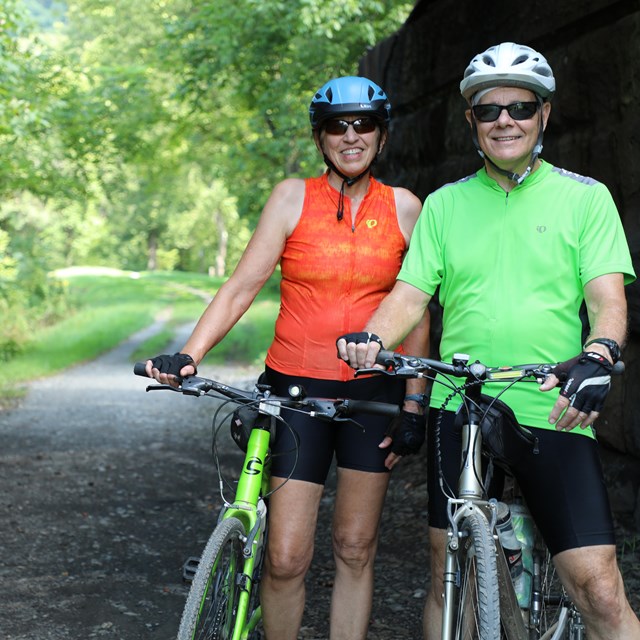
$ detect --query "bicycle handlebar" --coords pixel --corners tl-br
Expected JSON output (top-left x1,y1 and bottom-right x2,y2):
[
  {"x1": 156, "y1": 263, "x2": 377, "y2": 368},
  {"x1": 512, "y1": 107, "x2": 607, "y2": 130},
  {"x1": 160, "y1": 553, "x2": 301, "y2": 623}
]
[
  {"x1": 133, "y1": 363, "x2": 400, "y2": 420},
  {"x1": 364, "y1": 350, "x2": 625, "y2": 383}
]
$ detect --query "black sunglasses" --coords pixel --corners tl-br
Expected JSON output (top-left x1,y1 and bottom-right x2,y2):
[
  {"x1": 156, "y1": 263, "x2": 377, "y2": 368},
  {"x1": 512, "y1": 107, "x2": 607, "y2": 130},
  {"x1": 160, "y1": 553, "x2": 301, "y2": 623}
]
[
  {"x1": 323, "y1": 117, "x2": 378, "y2": 135},
  {"x1": 472, "y1": 101, "x2": 539, "y2": 123}
]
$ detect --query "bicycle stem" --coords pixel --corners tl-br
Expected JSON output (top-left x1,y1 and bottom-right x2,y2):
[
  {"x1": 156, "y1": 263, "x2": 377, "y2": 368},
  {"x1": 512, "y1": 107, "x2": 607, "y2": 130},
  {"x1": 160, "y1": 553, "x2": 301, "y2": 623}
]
[{"x1": 458, "y1": 366, "x2": 486, "y2": 500}]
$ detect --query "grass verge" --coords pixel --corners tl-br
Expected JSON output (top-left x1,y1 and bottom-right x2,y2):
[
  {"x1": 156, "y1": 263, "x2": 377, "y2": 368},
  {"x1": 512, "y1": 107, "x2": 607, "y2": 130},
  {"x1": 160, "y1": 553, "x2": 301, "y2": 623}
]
[{"x1": 0, "y1": 267, "x2": 279, "y2": 393}]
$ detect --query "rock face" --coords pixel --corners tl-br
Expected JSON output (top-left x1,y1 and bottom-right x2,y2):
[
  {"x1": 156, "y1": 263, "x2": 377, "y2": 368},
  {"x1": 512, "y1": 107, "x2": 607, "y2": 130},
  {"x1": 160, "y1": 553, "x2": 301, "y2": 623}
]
[{"x1": 359, "y1": 0, "x2": 640, "y2": 520}]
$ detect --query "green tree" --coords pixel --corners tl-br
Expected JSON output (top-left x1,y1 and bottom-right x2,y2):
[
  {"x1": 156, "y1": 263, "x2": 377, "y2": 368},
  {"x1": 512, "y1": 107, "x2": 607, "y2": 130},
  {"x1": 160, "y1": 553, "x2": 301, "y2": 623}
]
[{"x1": 166, "y1": 0, "x2": 414, "y2": 222}]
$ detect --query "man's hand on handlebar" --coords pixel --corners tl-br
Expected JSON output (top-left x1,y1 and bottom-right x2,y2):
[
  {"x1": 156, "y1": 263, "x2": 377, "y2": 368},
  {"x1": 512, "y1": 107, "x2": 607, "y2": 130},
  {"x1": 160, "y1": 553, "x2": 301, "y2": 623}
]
[
  {"x1": 144, "y1": 352, "x2": 197, "y2": 388},
  {"x1": 540, "y1": 351, "x2": 612, "y2": 431},
  {"x1": 336, "y1": 332, "x2": 385, "y2": 369}
]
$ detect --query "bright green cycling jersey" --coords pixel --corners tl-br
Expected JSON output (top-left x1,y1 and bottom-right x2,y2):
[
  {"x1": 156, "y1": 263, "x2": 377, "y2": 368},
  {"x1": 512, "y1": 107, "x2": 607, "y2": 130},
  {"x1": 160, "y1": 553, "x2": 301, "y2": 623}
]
[{"x1": 399, "y1": 160, "x2": 636, "y2": 433}]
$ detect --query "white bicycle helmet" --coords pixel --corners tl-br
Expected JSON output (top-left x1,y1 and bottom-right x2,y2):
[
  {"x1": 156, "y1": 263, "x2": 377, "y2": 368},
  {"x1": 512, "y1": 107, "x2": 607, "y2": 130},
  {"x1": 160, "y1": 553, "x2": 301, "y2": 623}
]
[{"x1": 460, "y1": 42, "x2": 555, "y2": 102}]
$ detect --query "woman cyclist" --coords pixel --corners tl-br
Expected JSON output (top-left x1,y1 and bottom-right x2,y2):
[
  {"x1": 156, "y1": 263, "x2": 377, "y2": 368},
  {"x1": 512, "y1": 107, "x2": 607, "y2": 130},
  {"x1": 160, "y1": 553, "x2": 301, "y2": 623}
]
[{"x1": 145, "y1": 76, "x2": 428, "y2": 640}]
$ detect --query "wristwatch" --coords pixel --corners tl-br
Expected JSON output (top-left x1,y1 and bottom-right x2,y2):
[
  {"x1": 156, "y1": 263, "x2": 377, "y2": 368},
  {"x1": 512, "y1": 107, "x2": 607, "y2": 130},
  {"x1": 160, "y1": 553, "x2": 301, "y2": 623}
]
[
  {"x1": 583, "y1": 338, "x2": 621, "y2": 364},
  {"x1": 404, "y1": 393, "x2": 429, "y2": 408}
]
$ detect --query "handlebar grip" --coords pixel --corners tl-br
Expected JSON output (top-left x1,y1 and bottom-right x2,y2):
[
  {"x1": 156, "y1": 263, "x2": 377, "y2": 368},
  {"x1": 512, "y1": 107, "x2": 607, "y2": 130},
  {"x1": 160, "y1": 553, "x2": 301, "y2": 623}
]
[
  {"x1": 342, "y1": 399, "x2": 400, "y2": 418},
  {"x1": 133, "y1": 362, "x2": 149, "y2": 377},
  {"x1": 553, "y1": 358, "x2": 625, "y2": 383},
  {"x1": 375, "y1": 350, "x2": 399, "y2": 366},
  {"x1": 612, "y1": 360, "x2": 625, "y2": 375}
]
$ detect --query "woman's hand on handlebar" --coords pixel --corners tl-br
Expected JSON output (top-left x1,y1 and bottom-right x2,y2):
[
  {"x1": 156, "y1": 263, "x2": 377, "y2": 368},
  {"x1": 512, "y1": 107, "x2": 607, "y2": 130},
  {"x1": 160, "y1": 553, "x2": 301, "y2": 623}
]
[
  {"x1": 336, "y1": 332, "x2": 384, "y2": 369},
  {"x1": 144, "y1": 352, "x2": 197, "y2": 388}
]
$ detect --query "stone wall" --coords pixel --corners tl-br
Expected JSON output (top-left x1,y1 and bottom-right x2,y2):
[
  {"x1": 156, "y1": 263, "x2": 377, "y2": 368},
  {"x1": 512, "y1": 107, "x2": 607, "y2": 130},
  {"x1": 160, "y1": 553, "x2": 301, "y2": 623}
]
[{"x1": 359, "y1": 0, "x2": 640, "y2": 518}]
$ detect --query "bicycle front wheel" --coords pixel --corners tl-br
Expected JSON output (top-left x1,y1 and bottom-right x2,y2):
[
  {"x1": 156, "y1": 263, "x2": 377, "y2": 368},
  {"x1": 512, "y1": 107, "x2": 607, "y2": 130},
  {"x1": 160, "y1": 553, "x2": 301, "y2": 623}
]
[
  {"x1": 454, "y1": 510, "x2": 501, "y2": 640},
  {"x1": 177, "y1": 517, "x2": 249, "y2": 640}
]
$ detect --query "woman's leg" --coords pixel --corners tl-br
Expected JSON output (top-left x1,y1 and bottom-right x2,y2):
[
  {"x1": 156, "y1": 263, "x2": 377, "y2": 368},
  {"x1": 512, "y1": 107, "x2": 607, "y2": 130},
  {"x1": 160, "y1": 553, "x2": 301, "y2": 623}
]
[
  {"x1": 261, "y1": 477, "x2": 324, "y2": 640},
  {"x1": 329, "y1": 467, "x2": 390, "y2": 640},
  {"x1": 423, "y1": 526, "x2": 447, "y2": 640}
]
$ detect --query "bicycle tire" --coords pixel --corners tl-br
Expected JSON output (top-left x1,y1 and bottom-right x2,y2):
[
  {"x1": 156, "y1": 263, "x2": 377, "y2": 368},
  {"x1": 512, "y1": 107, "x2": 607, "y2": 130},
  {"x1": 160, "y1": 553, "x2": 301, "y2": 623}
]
[
  {"x1": 454, "y1": 510, "x2": 501, "y2": 640},
  {"x1": 177, "y1": 517, "x2": 251, "y2": 640}
]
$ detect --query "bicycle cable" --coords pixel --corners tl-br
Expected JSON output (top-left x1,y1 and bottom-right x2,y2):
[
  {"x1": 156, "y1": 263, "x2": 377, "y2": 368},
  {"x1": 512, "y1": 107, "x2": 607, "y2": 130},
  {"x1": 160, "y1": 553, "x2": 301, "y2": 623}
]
[{"x1": 209, "y1": 395, "x2": 310, "y2": 505}]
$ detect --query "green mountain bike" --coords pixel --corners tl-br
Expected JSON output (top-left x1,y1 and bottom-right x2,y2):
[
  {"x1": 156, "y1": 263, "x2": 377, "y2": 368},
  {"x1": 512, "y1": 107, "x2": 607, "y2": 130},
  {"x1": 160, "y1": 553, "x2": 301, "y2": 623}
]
[{"x1": 134, "y1": 363, "x2": 399, "y2": 640}]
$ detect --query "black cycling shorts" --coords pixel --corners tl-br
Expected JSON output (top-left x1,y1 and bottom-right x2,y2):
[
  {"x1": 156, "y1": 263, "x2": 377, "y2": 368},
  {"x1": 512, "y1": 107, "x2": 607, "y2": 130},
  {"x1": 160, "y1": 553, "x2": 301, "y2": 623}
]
[
  {"x1": 427, "y1": 409, "x2": 615, "y2": 556},
  {"x1": 264, "y1": 366, "x2": 404, "y2": 485}
]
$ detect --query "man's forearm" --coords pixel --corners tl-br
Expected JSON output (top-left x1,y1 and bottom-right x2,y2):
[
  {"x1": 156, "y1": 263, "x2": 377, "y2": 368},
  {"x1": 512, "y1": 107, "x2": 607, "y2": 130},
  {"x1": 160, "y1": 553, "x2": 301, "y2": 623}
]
[{"x1": 364, "y1": 281, "x2": 431, "y2": 350}]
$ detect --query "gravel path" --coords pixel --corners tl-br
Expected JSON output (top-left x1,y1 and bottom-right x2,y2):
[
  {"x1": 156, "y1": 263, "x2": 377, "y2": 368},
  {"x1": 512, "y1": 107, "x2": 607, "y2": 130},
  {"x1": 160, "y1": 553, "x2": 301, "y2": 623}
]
[
  {"x1": 0, "y1": 322, "x2": 636, "y2": 639},
  {"x1": 0, "y1": 323, "x2": 427, "y2": 639}
]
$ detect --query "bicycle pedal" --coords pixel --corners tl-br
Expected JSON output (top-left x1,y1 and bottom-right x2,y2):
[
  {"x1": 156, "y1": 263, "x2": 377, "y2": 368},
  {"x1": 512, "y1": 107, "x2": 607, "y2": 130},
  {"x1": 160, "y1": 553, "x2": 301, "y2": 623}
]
[{"x1": 182, "y1": 556, "x2": 200, "y2": 583}]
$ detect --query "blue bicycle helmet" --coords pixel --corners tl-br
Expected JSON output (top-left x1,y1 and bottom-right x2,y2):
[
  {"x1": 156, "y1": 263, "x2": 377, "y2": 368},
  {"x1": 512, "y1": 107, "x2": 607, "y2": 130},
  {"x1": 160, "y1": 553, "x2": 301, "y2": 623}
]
[{"x1": 309, "y1": 76, "x2": 391, "y2": 130}]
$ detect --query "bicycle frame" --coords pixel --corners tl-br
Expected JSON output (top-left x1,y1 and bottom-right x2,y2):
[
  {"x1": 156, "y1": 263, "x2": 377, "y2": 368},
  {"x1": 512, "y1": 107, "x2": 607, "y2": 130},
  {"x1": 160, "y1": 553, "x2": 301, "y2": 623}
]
[
  {"x1": 441, "y1": 371, "x2": 565, "y2": 640},
  {"x1": 134, "y1": 364, "x2": 400, "y2": 640},
  {"x1": 362, "y1": 351, "x2": 596, "y2": 640},
  {"x1": 215, "y1": 411, "x2": 276, "y2": 640}
]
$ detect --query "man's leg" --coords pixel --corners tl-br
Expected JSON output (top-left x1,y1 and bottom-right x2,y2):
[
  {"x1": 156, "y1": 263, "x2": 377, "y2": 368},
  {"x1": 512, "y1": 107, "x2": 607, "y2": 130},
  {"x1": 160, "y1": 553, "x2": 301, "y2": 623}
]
[
  {"x1": 554, "y1": 544, "x2": 640, "y2": 639},
  {"x1": 329, "y1": 468, "x2": 390, "y2": 640},
  {"x1": 261, "y1": 477, "x2": 324, "y2": 640}
]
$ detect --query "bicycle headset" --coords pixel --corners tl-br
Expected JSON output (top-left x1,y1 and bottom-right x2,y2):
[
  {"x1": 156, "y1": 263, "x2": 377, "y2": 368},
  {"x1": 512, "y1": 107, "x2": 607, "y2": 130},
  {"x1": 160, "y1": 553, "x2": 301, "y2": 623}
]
[
  {"x1": 459, "y1": 42, "x2": 556, "y2": 186},
  {"x1": 309, "y1": 76, "x2": 391, "y2": 221}
]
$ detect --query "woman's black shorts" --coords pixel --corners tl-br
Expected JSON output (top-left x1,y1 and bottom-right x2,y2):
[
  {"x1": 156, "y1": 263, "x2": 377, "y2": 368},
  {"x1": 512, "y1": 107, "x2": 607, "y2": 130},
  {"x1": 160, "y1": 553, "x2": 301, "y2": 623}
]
[
  {"x1": 427, "y1": 409, "x2": 616, "y2": 556},
  {"x1": 264, "y1": 366, "x2": 404, "y2": 485}
]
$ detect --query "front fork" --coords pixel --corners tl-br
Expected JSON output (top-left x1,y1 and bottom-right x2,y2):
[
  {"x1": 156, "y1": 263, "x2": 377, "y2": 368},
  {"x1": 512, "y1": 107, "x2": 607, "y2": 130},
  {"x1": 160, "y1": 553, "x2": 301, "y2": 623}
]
[
  {"x1": 440, "y1": 498, "x2": 496, "y2": 639},
  {"x1": 441, "y1": 417, "x2": 492, "y2": 640}
]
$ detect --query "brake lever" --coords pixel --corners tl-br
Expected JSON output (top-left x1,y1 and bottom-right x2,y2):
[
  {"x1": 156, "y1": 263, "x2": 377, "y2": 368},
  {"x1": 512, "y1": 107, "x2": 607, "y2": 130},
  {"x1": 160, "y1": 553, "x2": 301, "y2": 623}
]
[
  {"x1": 145, "y1": 384, "x2": 181, "y2": 393},
  {"x1": 354, "y1": 367, "x2": 393, "y2": 377},
  {"x1": 332, "y1": 415, "x2": 366, "y2": 431}
]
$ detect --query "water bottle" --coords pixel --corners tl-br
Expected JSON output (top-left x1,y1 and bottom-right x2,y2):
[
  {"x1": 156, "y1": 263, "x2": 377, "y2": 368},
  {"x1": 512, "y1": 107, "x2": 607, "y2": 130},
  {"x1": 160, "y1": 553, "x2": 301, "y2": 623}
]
[
  {"x1": 511, "y1": 501, "x2": 534, "y2": 608},
  {"x1": 496, "y1": 501, "x2": 530, "y2": 608}
]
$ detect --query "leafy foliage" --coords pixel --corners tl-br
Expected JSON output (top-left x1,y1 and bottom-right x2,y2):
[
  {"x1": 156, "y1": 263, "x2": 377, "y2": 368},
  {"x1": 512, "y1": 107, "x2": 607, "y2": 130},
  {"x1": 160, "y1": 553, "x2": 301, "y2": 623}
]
[
  {"x1": 167, "y1": 0, "x2": 414, "y2": 220},
  {"x1": 1, "y1": 0, "x2": 412, "y2": 361}
]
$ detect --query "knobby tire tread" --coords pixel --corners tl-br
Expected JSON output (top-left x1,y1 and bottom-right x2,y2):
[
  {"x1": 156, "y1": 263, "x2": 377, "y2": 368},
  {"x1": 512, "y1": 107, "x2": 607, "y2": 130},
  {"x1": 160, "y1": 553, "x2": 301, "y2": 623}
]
[
  {"x1": 455, "y1": 510, "x2": 501, "y2": 640},
  {"x1": 177, "y1": 517, "x2": 247, "y2": 640}
]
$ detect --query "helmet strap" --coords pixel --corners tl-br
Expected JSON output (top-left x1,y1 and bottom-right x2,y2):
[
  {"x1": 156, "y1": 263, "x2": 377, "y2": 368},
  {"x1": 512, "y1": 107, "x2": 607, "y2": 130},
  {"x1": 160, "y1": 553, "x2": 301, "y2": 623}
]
[{"x1": 323, "y1": 154, "x2": 372, "y2": 221}]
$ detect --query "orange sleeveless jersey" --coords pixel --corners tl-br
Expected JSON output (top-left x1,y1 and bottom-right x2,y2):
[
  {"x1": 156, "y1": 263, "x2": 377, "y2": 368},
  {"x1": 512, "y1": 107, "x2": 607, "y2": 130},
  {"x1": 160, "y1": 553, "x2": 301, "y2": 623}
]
[{"x1": 265, "y1": 173, "x2": 407, "y2": 381}]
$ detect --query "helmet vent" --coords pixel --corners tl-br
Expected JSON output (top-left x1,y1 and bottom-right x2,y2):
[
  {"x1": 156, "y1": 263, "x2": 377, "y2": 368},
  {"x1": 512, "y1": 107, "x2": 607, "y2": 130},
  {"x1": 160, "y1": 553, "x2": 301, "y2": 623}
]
[
  {"x1": 326, "y1": 88, "x2": 333, "y2": 102},
  {"x1": 460, "y1": 42, "x2": 556, "y2": 101}
]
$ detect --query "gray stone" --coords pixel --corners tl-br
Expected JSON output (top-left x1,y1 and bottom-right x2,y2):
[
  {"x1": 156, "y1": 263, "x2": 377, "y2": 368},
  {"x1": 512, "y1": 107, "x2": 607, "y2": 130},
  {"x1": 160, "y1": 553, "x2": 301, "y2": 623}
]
[{"x1": 360, "y1": 1, "x2": 640, "y2": 466}]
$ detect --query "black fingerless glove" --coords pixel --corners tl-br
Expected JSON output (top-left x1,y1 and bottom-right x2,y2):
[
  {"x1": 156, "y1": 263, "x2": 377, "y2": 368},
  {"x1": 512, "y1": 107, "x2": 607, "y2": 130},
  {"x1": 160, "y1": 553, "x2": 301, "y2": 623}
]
[
  {"x1": 336, "y1": 332, "x2": 384, "y2": 349},
  {"x1": 388, "y1": 410, "x2": 426, "y2": 456},
  {"x1": 150, "y1": 352, "x2": 197, "y2": 377},
  {"x1": 555, "y1": 351, "x2": 612, "y2": 414}
]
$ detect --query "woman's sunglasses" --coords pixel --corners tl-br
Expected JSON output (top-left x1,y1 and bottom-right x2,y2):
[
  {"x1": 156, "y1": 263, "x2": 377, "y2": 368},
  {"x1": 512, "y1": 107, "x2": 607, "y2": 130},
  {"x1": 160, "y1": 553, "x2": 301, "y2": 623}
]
[
  {"x1": 323, "y1": 117, "x2": 378, "y2": 135},
  {"x1": 472, "y1": 101, "x2": 539, "y2": 123}
]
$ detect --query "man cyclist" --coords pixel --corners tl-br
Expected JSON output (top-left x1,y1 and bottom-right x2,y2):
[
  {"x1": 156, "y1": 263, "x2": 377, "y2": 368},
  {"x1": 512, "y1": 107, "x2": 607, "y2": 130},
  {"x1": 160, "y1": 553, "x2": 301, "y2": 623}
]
[{"x1": 337, "y1": 42, "x2": 640, "y2": 638}]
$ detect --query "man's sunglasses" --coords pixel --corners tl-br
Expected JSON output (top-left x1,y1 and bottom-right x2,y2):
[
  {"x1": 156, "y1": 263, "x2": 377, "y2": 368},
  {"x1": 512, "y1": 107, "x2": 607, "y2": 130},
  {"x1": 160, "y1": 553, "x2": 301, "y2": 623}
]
[
  {"x1": 323, "y1": 117, "x2": 378, "y2": 135},
  {"x1": 472, "y1": 101, "x2": 539, "y2": 123}
]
